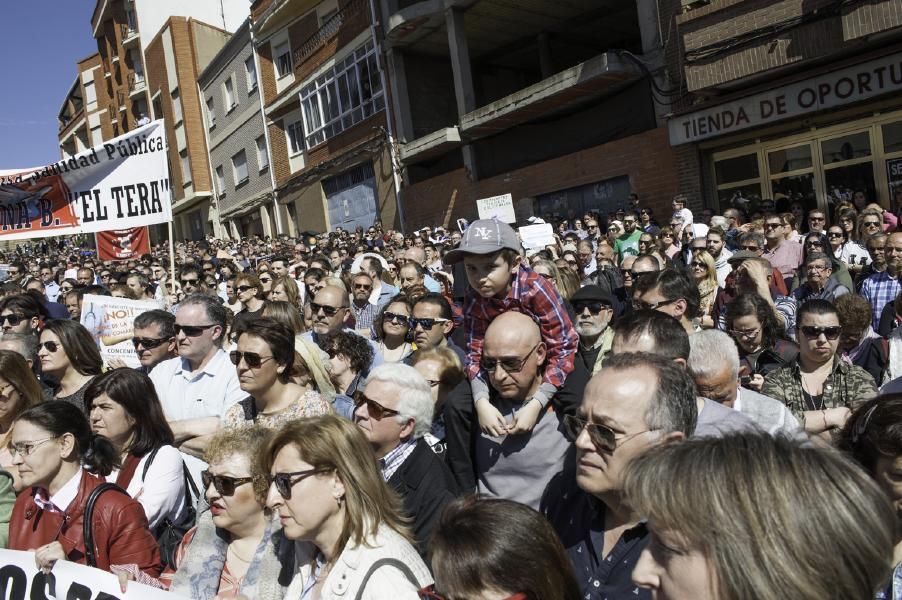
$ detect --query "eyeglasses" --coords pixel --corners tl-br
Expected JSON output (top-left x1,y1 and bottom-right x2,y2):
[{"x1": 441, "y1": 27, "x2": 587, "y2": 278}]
[
  {"x1": 809, "y1": 216, "x2": 826, "y2": 222},
  {"x1": 180, "y1": 278, "x2": 199, "y2": 286},
  {"x1": 269, "y1": 468, "x2": 330, "y2": 500},
  {"x1": 201, "y1": 470, "x2": 254, "y2": 496},
  {"x1": 354, "y1": 283, "x2": 372, "y2": 290},
  {"x1": 410, "y1": 316, "x2": 449, "y2": 330},
  {"x1": 60, "y1": 286, "x2": 73, "y2": 292},
  {"x1": 229, "y1": 351, "x2": 275, "y2": 368},
  {"x1": 799, "y1": 325, "x2": 842, "y2": 340},
  {"x1": 806, "y1": 241, "x2": 824, "y2": 247},
  {"x1": 573, "y1": 301, "x2": 610, "y2": 315},
  {"x1": 690, "y1": 261, "x2": 706, "y2": 269},
  {"x1": 623, "y1": 219, "x2": 636, "y2": 225},
  {"x1": 764, "y1": 222, "x2": 783, "y2": 229},
  {"x1": 311, "y1": 302, "x2": 342, "y2": 317},
  {"x1": 729, "y1": 328, "x2": 760, "y2": 339},
  {"x1": 632, "y1": 297, "x2": 680, "y2": 311},
  {"x1": 354, "y1": 392, "x2": 401, "y2": 420},
  {"x1": 383, "y1": 311, "x2": 410, "y2": 325},
  {"x1": 9, "y1": 436, "x2": 59, "y2": 457},
  {"x1": 827, "y1": 232, "x2": 843, "y2": 238},
  {"x1": 174, "y1": 323, "x2": 217, "y2": 337},
  {"x1": 236, "y1": 285, "x2": 255, "y2": 292},
  {"x1": 259, "y1": 277, "x2": 272, "y2": 284},
  {"x1": 862, "y1": 221, "x2": 881, "y2": 228},
  {"x1": 0, "y1": 314, "x2": 31, "y2": 326},
  {"x1": 740, "y1": 245, "x2": 760, "y2": 252},
  {"x1": 806, "y1": 264, "x2": 830, "y2": 272},
  {"x1": 562, "y1": 414, "x2": 649, "y2": 453},
  {"x1": 425, "y1": 379, "x2": 441, "y2": 388},
  {"x1": 39, "y1": 341, "x2": 60, "y2": 353},
  {"x1": 480, "y1": 343, "x2": 540, "y2": 374},
  {"x1": 132, "y1": 337, "x2": 171, "y2": 349}
]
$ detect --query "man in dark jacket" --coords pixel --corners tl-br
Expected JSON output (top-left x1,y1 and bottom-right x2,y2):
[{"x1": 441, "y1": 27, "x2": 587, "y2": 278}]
[{"x1": 353, "y1": 362, "x2": 458, "y2": 560}]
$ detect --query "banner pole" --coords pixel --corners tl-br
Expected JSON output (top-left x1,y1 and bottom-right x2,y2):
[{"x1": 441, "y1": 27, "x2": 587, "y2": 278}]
[{"x1": 167, "y1": 221, "x2": 176, "y2": 294}]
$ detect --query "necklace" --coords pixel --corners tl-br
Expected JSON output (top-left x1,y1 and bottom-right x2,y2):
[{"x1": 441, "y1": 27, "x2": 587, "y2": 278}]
[{"x1": 228, "y1": 543, "x2": 254, "y2": 564}]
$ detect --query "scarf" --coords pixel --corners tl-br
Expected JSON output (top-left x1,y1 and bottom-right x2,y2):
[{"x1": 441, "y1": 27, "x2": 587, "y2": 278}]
[
  {"x1": 169, "y1": 511, "x2": 292, "y2": 600},
  {"x1": 697, "y1": 278, "x2": 717, "y2": 315},
  {"x1": 295, "y1": 336, "x2": 336, "y2": 402}
]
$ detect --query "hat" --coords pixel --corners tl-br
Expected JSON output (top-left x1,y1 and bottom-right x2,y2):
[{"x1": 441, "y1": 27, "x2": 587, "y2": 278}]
[
  {"x1": 727, "y1": 250, "x2": 760, "y2": 263},
  {"x1": 443, "y1": 219, "x2": 521, "y2": 265},
  {"x1": 571, "y1": 285, "x2": 614, "y2": 307}
]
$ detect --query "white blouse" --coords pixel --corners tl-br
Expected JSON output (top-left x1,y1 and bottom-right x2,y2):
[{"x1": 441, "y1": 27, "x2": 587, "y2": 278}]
[{"x1": 106, "y1": 444, "x2": 186, "y2": 529}]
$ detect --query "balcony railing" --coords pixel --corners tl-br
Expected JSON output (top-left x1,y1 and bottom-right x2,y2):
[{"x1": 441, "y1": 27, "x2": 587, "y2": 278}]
[
  {"x1": 127, "y1": 72, "x2": 146, "y2": 96},
  {"x1": 121, "y1": 22, "x2": 139, "y2": 45},
  {"x1": 292, "y1": 0, "x2": 366, "y2": 67}
]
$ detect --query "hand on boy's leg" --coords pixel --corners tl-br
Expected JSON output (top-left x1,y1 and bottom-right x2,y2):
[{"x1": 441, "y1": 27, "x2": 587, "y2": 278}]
[
  {"x1": 476, "y1": 397, "x2": 508, "y2": 437},
  {"x1": 508, "y1": 397, "x2": 542, "y2": 435}
]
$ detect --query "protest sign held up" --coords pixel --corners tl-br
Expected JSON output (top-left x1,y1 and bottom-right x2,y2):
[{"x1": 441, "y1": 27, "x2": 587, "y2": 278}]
[{"x1": 80, "y1": 294, "x2": 162, "y2": 367}]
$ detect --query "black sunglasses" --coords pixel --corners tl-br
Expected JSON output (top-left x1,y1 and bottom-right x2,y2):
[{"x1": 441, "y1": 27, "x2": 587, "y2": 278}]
[
  {"x1": 174, "y1": 323, "x2": 217, "y2": 337},
  {"x1": 236, "y1": 285, "x2": 255, "y2": 292},
  {"x1": 410, "y1": 317, "x2": 449, "y2": 330},
  {"x1": 353, "y1": 392, "x2": 401, "y2": 420},
  {"x1": 480, "y1": 343, "x2": 540, "y2": 374},
  {"x1": 259, "y1": 277, "x2": 272, "y2": 283},
  {"x1": 740, "y1": 245, "x2": 760, "y2": 251},
  {"x1": 573, "y1": 301, "x2": 609, "y2": 315},
  {"x1": 799, "y1": 325, "x2": 842, "y2": 340},
  {"x1": 562, "y1": 414, "x2": 620, "y2": 452},
  {"x1": 132, "y1": 337, "x2": 171, "y2": 349},
  {"x1": 270, "y1": 468, "x2": 330, "y2": 500},
  {"x1": 229, "y1": 351, "x2": 274, "y2": 368},
  {"x1": 0, "y1": 314, "x2": 31, "y2": 326},
  {"x1": 202, "y1": 470, "x2": 253, "y2": 496},
  {"x1": 39, "y1": 341, "x2": 60, "y2": 353},
  {"x1": 311, "y1": 302, "x2": 342, "y2": 317},
  {"x1": 383, "y1": 311, "x2": 410, "y2": 325},
  {"x1": 180, "y1": 278, "x2": 199, "y2": 286}
]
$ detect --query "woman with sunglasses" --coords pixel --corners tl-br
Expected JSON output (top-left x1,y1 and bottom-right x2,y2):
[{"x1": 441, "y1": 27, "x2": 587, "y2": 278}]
[
  {"x1": 0, "y1": 350, "x2": 44, "y2": 490},
  {"x1": 39, "y1": 319, "x2": 102, "y2": 410},
  {"x1": 373, "y1": 296, "x2": 414, "y2": 363},
  {"x1": 166, "y1": 426, "x2": 292, "y2": 599},
  {"x1": 269, "y1": 276, "x2": 304, "y2": 316},
  {"x1": 724, "y1": 293, "x2": 798, "y2": 391},
  {"x1": 689, "y1": 249, "x2": 718, "y2": 329},
  {"x1": 264, "y1": 414, "x2": 433, "y2": 599},
  {"x1": 792, "y1": 231, "x2": 855, "y2": 293},
  {"x1": 762, "y1": 299, "x2": 877, "y2": 437},
  {"x1": 224, "y1": 318, "x2": 331, "y2": 429},
  {"x1": 834, "y1": 209, "x2": 872, "y2": 274},
  {"x1": 233, "y1": 273, "x2": 266, "y2": 326},
  {"x1": 85, "y1": 369, "x2": 186, "y2": 531},
  {"x1": 7, "y1": 401, "x2": 162, "y2": 576},
  {"x1": 423, "y1": 497, "x2": 580, "y2": 600}
]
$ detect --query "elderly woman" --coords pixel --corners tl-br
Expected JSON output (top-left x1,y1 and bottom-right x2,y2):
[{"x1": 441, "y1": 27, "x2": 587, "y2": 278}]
[
  {"x1": 264, "y1": 414, "x2": 433, "y2": 598},
  {"x1": 627, "y1": 432, "x2": 895, "y2": 599},
  {"x1": 792, "y1": 232, "x2": 855, "y2": 292},
  {"x1": 39, "y1": 319, "x2": 103, "y2": 409},
  {"x1": 792, "y1": 252, "x2": 850, "y2": 302}
]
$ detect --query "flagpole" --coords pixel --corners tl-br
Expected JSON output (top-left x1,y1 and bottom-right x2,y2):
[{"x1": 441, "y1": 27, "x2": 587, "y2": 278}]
[{"x1": 167, "y1": 220, "x2": 177, "y2": 296}]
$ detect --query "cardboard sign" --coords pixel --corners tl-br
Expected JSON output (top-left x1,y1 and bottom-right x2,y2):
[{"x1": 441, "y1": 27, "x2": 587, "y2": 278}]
[
  {"x1": 476, "y1": 193, "x2": 516, "y2": 223},
  {"x1": 80, "y1": 294, "x2": 163, "y2": 367},
  {"x1": 519, "y1": 223, "x2": 556, "y2": 250},
  {"x1": 96, "y1": 227, "x2": 151, "y2": 261},
  {"x1": 0, "y1": 549, "x2": 190, "y2": 599},
  {"x1": 0, "y1": 121, "x2": 172, "y2": 240}
]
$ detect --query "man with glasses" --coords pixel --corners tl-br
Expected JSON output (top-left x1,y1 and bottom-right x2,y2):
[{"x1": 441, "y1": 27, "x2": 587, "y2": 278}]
[
  {"x1": 407, "y1": 293, "x2": 466, "y2": 364},
  {"x1": 353, "y1": 363, "x2": 457, "y2": 560},
  {"x1": 0, "y1": 294, "x2": 45, "y2": 335},
  {"x1": 132, "y1": 309, "x2": 177, "y2": 373},
  {"x1": 349, "y1": 273, "x2": 379, "y2": 335},
  {"x1": 861, "y1": 231, "x2": 902, "y2": 329},
  {"x1": 806, "y1": 209, "x2": 827, "y2": 236},
  {"x1": 857, "y1": 232, "x2": 888, "y2": 290},
  {"x1": 792, "y1": 253, "x2": 849, "y2": 303},
  {"x1": 304, "y1": 285, "x2": 383, "y2": 367},
  {"x1": 543, "y1": 351, "x2": 696, "y2": 600},
  {"x1": 38, "y1": 264, "x2": 59, "y2": 303},
  {"x1": 632, "y1": 268, "x2": 700, "y2": 334},
  {"x1": 571, "y1": 286, "x2": 614, "y2": 375},
  {"x1": 613, "y1": 212, "x2": 642, "y2": 261},
  {"x1": 762, "y1": 215, "x2": 802, "y2": 286}
]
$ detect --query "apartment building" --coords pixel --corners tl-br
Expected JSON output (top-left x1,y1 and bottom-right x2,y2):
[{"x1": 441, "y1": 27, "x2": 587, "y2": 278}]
[
  {"x1": 58, "y1": 53, "x2": 105, "y2": 159},
  {"x1": 251, "y1": 0, "x2": 399, "y2": 233},
  {"x1": 199, "y1": 20, "x2": 284, "y2": 239},
  {"x1": 378, "y1": 0, "x2": 683, "y2": 228},
  {"x1": 669, "y1": 0, "x2": 902, "y2": 218}
]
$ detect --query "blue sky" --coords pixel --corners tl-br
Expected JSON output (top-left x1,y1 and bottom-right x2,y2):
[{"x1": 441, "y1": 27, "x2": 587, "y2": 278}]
[{"x1": 0, "y1": 1, "x2": 97, "y2": 169}]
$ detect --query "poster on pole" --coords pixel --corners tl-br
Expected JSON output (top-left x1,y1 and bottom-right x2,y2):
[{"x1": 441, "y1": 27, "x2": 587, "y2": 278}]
[
  {"x1": 96, "y1": 226, "x2": 151, "y2": 261},
  {"x1": 0, "y1": 549, "x2": 191, "y2": 599},
  {"x1": 476, "y1": 193, "x2": 516, "y2": 223},
  {"x1": 80, "y1": 294, "x2": 163, "y2": 367},
  {"x1": 0, "y1": 120, "x2": 171, "y2": 241}
]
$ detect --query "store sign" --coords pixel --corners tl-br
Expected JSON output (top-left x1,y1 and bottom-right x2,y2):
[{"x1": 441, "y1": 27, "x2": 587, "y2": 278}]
[
  {"x1": 887, "y1": 158, "x2": 902, "y2": 202},
  {"x1": 670, "y1": 52, "x2": 902, "y2": 145}
]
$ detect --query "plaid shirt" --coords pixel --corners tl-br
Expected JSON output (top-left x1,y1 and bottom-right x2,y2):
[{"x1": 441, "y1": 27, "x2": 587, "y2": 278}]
[
  {"x1": 860, "y1": 271, "x2": 900, "y2": 329},
  {"x1": 464, "y1": 264, "x2": 577, "y2": 391},
  {"x1": 379, "y1": 438, "x2": 417, "y2": 482}
]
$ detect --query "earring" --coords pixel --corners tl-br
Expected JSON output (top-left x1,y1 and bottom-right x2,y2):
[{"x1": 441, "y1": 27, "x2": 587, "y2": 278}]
[{"x1": 335, "y1": 495, "x2": 343, "y2": 508}]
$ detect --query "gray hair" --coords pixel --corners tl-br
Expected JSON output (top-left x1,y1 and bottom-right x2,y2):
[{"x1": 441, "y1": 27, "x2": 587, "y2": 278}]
[
  {"x1": 710, "y1": 215, "x2": 729, "y2": 229},
  {"x1": 134, "y1": 309, "x2": 176, "y2": 338},
  {"x1": 738, "y1": 231, "x2": 766, "y2": 248},
  {"x1": 364, "y1": 363, "x2": 434, "y2": 439},
  {"x1": 601, "y1": 352, "x2": 697, "y2": 437},
  {"x1": 0, "y1": 332, "x2": 38, "y2": 363},
  {"x1": 179, "y1": 293, "x2": 227, "y2": 342},
  {"x1": 805, "y1": 251, "x2": 832, "y2": 268},
  {"x1": 688, "y1": 329, "x2": 740, "y2": 382}
]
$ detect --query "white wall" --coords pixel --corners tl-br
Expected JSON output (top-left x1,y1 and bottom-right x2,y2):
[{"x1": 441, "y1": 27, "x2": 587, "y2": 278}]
[{"x1": 135, "y1": 0, "x2": 249, "y2": 53}]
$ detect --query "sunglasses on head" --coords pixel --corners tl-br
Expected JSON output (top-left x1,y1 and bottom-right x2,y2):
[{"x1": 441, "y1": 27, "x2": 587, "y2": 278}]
[
  {"x1": 174, "y1": 323, "x2": 217, "y2": 337},
  {"x1": 201, "y1": 470, "x2": 253, "y2": 496},
  {"x1": 132, "y1": 337, "x2": 170, "y2": 349},
  {"x1": 383, "y1": 311, "x2": 410, "y2": 325},
  {"x1": 800, "y1": 325, "x2": 842, "y2": 340},
  {"x1": 353, "y1": 392, "x2": 401, "y2": 420},
  {"x1": 573, "y1": 301, "x2": 609, "y2": 315},
  {"x1": 269, "y1": 468, "x2": 330, "y2": 500},
  {"x1": 311, "y1": 302, "x2": 341, "y2": 317},
  {"x1": 229, "y1": 350, "x2": 274, "y2": 368},
  {"x1": 0, "y1": 314, "x2": 31, "y2": 326}
]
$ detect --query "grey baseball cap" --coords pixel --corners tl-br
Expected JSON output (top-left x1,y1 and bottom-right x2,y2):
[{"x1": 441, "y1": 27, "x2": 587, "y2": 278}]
[{"x1": 443, "y1": 219, "x2": 521, "y2": 265}]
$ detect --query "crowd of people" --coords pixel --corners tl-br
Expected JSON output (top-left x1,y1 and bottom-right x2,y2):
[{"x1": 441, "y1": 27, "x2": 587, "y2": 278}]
[{"x1": 0, "y1": 191, "x2": 900, "y2": 599}]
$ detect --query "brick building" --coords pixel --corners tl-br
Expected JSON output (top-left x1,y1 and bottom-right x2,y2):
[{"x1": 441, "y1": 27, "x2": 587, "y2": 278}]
[
  {"x1": 251, "y1": 0, "x2": 400, "y2": 233},
  {"x1": 58, "y1": 53, "x2": 105, "y2": 159},
  {"x1": 669, "y1": 0, "x2": 902, "y2": 220}
]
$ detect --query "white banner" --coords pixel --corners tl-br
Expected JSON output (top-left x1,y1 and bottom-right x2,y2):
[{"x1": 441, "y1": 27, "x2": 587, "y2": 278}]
[
  {"x1": 0, "y1": 549, "x2": 189, "y2": 599},
  {"x1": 476, "y1": 193, "x2": 516, "y2": 223},
  {"x1": 0, "y1": 120, "x2": 171, "y2": 240},
  {"x1": 80, "y1": 294, "x2": 163, "y2": 367}
]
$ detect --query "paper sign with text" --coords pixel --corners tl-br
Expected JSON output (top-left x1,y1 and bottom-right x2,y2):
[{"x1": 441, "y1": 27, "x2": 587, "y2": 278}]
[
  {"x1": 476, "y1": 193, "x2": 516, "y2": 223},
  {"x1": 80, "y1": 294, "x2": 163, "y2": 367},
  {"x1": 519, "y1": 223, "x2": 556, "y2": 249},
  {"x1": 0, "y1": 121, "x2": 171, "y2": 241}
]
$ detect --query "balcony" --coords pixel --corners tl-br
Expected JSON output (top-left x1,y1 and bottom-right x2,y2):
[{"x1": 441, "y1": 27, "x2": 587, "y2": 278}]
[
  {"x1": 292, "y1": 0, "x2": 366, "y2": 68},
  {"x1": 128, "y1": 72, "x2": 146, "y2": 97},
  {"x1": 121, "y1": 23, "x2": 140, "y2": 47},
  {"x1": 117, "y1": 90, "x2": 127, "y2": 112}
]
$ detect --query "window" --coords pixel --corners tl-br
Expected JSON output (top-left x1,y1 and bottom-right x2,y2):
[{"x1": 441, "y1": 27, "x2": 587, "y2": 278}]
[
  {"x1": 206, "y1": 97, "x2": 215, "y2": 129},
  {"x1": 215, "y1": 165, "x2": 226, "y2": 194},
  {"x1": 299, "y1": 40, "x2": 385, "y2": 148},
  {"x1": 171, "y1": 89, "x2": 183, "y2": 124},
  {"x1": 223, "y1": 77, "x2": 236, "y2": 111},
  {"x1": 232, "y1": 150, "x2": 248, "y2": 186},
  {"x1": 256, "y1": 136, "x2": 269, "y2": 171},
  {"x1": 130, "y1": 50, "x2": 144, "y2": 82},
  {"x1": 91, "y1": 125, "x2": 103, "y2": 147},
  {"x1": 286, "y1": 120, "x2": 304, "y2": 155},
  {"x1": 84, "y1": 80, "x2": 97, "y2": 106},
  {"x1": 125, "y1": 7, "x2": 137, "y2": 32},
  {"x1": 274, "y1": 43, "x2": 292, "y2": 78},
  {"x1": 180, "y1": 150, "x2": 191, "y2": 184},
  {"x1": 245, "y1": 56, "x2": 257, "y2": 91}
]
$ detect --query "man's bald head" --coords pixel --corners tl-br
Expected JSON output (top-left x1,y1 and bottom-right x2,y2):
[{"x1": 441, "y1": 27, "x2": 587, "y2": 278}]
[
  {"x1": 483, "y1": 312, "x2": 544, "y2": 400},
  {"x1": 407, "y1": 247, "x2": 427, "y2": 266}
]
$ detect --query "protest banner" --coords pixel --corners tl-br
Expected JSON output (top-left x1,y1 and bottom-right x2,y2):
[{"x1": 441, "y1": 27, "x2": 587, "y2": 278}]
[
  {"x1": 476, "y1": 193, "x2": 516, "y2": 223},
  {"x1": 80, "y1": 294, "x2": 162, "y2": 367},
  {"x1": 519, "y1": 223, "x2": 556, "y2": 250},
  {"x1": 0, "y1": 120, "x2": 171, "y2": 241},
  {"x1": 96, "y1": 227, "x2": 151, "y2": 261},
  {"x1": 0, "y1": 549, "x2": 190, "y2": 599}
]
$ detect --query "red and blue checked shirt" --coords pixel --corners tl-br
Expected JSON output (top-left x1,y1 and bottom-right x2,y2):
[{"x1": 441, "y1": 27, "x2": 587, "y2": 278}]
[
  {"x1": 464, "y1": 264, "x2": 577, "y2": 392},
  {"x1": 860, "y1": 270, "x2": 900, "y2": 330}
]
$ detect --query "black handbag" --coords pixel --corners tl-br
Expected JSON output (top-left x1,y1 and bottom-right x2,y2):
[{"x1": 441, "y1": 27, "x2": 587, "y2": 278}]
[
  {"x1": 83, "y1": 482, "x2": 130, "y2": 568},
  {"x1": 141, "y1": 447, "x2": 200, "y2": 569}
]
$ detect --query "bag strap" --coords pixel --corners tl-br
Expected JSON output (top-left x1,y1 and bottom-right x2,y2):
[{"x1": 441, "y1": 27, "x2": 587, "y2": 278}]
[
  {"x1": 83, "y1": 482, "x2": 130, "y2": 568},
  {"x1": 182, "y1": 462, "x2": 199, "y2": 502},
  {"x1": 353, "y1": 557, "x2": 420, "y2": 600},
  {"x1": 141, "y1": 447, "x2": 161, "y2": 482}
]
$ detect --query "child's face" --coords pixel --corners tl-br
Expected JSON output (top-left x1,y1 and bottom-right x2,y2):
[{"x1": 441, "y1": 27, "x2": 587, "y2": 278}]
[{"x1": 464, "y1": 253, "x2": 519, "y2": 298}]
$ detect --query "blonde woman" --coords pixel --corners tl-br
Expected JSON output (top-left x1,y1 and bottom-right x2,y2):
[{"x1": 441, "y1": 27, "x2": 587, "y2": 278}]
[
  {"x1": 627, "y1": 432, "x2": 895, "y2": 600},
  {"x1": 264, "y1": 415, "x2": 433, "y2": 598},
  {"x1": 689, "y1": 249, "x2": 718, "y2": 329}
]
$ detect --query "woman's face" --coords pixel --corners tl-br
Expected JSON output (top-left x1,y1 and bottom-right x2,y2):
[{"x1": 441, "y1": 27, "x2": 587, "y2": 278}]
[
  {"x1": 206, "y1": 452, "x2": 262, "y2": 532},
  {"x1": 798, "y1": 311, "x2": 840, "y2": 364},
  {"x1": 730, "y1": 314, "x2": 763, "y2": 354},
  {"x1": 689, "y1": 258, "x2": 708, "y2": 282},
  {"x1": 874, "y1": 455, "x2": 902, "y2": 522},
  {"x1": 839, "y1": 218, "x2": 855, "y2": 234},
  {"x1": 382, "y1": 302, "x2": 411, "y2": 339},
  {"x1": 827, "y1": 227, "x2": 845, "y2": 249},
  {"x1": 266, "y1": 444, "x2": 343, "y2": 542},
  {"x1": 258, "y1": 273, "x2": 274, "y2": 294},
  {"x1": 270, "y1": 284, "x2": 288, "y2": 303},
  {"x1": 0, "y1": 377, "x2": 24, "y2": 427},
  {"x1": 632, "y1": 523, "x2": 718, "y2": 600},
  {"x1": 10, "y1": 420, "x2": 66, "y2": 490},
  {"x1": 235, "y1": 334, "x2": 283, "y2": 396},
  {"x1": 414, "y1": 358, "x2": 443, "y2": 406},
  {"x1": 638, "y1": 236, "x2": 655, "y2": 253},
  {"x1": 89, "y1": 393, "x2": 134, "y2": 448},
  {"x1": 329, "y1": 352, "x2": 352, "y2": 383},
  {"x1": 236, "y1": 280, "x2": 257, "y2": 304},
  {"x1": 661, "y1": 232, "x2": 675, "y2": 246},
  {"x1": 38, "y1": 330, "x2": 71, "y2": 377},
  {"x1": 791, "y1": 203, "x2": 805, "y2": 221}
]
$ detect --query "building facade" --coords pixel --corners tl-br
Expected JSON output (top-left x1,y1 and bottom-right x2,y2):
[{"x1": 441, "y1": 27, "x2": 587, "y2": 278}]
[{"x1": 58, "y1": 53, "x2": 105, "y2": 160}]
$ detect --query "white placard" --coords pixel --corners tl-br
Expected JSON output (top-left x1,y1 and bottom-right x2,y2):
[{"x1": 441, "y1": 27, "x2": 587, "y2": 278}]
[
  {"x1": 519, "y1": 223, "x2": 556, "y2": 250},
  {"x1": 476, "y1": 193, "x2": 516, "y2": 223},
  {"x1": 80, "y1": 294, "x2": 164, "y2": 367}
]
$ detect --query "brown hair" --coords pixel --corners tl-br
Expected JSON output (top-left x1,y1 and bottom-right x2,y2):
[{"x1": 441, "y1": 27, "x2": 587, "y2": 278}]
[
  {"x1": 834, "y1": 294, "x2": 873, "y2": 336},
  {"x1": 235, "y1": 273, "x2": 264, "y2": 299},
  {"x1": 42, "y1": 319, "x2": 103, "y2": 376}
]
